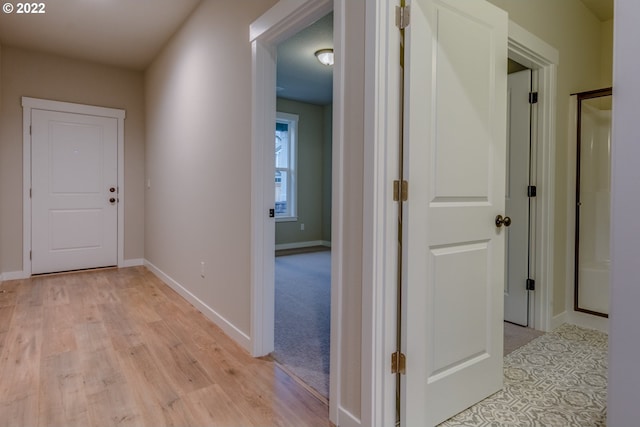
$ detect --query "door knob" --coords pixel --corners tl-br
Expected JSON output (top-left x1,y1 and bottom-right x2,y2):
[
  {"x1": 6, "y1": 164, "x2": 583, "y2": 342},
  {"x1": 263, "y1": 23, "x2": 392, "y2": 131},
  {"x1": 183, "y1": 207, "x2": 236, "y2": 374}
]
[
  {"x1": 495, "y1": 215, "x2": 512, "y2": 228},
  {"x1": 109, "y1": 187, "x2": 116, "y2": 193},
  {"x1": 109, "y1": 198, "x2": 116, "y2": 204}
]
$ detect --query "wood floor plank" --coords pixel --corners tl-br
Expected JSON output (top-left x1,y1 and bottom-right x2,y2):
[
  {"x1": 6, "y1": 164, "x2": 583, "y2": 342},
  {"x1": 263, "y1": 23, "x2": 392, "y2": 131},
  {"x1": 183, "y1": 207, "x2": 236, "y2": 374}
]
[
  {"x1": 0, "y1": 281, "x2": 20, "y2": 308},
  {"x1": 98, "y1": 302, "x2": 145, "y2": 353},
  {"x1": 115, "y1": 343, "x2": 185, "y2": 427},
  {"x1": 38, "y1": 351, "x2": 89, "y2": 427},
  {"x1": 183, "y1": 383, "x2": 257, "y2": 426},
  {"x1": 0, "y1": 268, "x2": 330, "y2": 427},
  {"x1": 42, "y1": 276, "x2": 71, "y2": 306},
  {"x1": 144, "y1": 320, "x2": 214, "y2": 394},
  {"x1": 41, "y1": 304, "x2": 77, "y2": 357},
  {"x1": 81, "y1": 346, "x2": 141, "y2": 427},
  {"x1": 0, "y1": 302, "x2": 43, "y2": 427}
]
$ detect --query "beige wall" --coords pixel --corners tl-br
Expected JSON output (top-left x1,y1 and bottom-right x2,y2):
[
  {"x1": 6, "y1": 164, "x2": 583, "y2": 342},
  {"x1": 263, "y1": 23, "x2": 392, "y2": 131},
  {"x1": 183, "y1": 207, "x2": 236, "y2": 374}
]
[
  {"x1": 144, "y1": 0, "x2": 277, "y2": 336},
  {"x1": 488, "y1": 0, "x2": 613, "y2": 317},
  {"x1": 601, "y1": 19, "x2": 614, "y2": 87},
  {"x1": 145, "y1": 0, "x2": 364, "y2": 418},
  {"x1": 0, "y1": 46, "x2": 145, "y2": 274},
  {"x1": 275, "y1": 97, "x2": 328, "y2": 246}
]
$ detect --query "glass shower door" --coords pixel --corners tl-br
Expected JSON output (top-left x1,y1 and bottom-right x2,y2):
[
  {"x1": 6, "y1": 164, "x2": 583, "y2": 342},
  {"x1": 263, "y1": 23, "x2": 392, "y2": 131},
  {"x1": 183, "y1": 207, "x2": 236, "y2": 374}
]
[{"x1": 575, "y1": 88, "x2": 612, "y2": 317}]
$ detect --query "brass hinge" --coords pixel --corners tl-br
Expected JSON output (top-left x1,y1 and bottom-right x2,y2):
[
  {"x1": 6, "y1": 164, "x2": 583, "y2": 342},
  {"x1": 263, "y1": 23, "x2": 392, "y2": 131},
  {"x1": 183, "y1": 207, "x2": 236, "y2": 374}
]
[
  {"x1": 391, "y1": 351, "x2": 406, "y2": 375},
  {"x1": 395, "y1": 5, "x2": 410, "y2": 30},
  {"x1": 393, "y1": 180, "x2": 408, "y2": 202}
]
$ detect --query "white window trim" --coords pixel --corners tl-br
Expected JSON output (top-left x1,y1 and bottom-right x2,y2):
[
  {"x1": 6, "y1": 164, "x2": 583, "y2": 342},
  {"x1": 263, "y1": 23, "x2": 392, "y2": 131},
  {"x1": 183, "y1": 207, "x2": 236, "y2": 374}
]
[{"x1": 275, "y1": 111, "x2": 298, "y2": 222}]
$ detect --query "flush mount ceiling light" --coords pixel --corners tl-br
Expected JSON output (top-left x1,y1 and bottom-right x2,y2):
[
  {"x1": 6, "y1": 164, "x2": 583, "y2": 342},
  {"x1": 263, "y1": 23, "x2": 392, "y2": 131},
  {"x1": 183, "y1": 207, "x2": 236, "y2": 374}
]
[{"x1": 314, "y1": 49, "x2": 334, "y2": 66}]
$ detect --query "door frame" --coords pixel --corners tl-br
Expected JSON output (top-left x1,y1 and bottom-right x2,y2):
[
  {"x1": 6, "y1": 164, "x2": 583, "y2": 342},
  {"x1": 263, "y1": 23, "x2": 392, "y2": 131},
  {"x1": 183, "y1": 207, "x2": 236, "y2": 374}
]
[
  {"x1": 249, "y1": 0, "x2": 348, "y2": 424},
  {"x1": 370, "y1": 14, "x2": 559, "y2": 427},
  {"x1": 507, "y1": 21, "x2": 559, "y2": 331},
  {"x1": 22, "y1": 97, "x2": 126, "y2": 276}
]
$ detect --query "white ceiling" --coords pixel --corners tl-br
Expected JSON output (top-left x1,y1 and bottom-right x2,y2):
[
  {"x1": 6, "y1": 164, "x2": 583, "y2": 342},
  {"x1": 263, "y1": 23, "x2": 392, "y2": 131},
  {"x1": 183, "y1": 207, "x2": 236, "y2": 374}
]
[
  {"x1": 277, "y1": 12, "x2": 333, "y2": 106},
  {"x1": 0, "y1": 0, "x2": 202, "y2": 70},
  {"x1": 0, "y1": 0, "x2": 610, "y2": 96}
]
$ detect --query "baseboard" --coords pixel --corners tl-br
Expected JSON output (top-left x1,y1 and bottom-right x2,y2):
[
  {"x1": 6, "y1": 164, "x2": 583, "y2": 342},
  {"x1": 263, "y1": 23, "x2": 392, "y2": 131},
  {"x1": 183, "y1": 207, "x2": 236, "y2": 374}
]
[
  {"x1": 0, "y1": 271, "x2": 29, "y2": 282},
  {"x1": 550, "y1": 311, "x2": 567, "y2": 331},
  {"x1": 336, "y1": 407, "x2": 361, "y2": 427},
  {"x1": 143, "y1": 260, "x2": 252, "y2": 352},
  {"x1": 121, "y1": 258, "x2": 144, "y2": 268},
  {"x1": 275, "y1": 240, "x2": 331, "y2": 251},
  {"x1": 567, "y1": 310, "x2": 609, "y2": 334}
]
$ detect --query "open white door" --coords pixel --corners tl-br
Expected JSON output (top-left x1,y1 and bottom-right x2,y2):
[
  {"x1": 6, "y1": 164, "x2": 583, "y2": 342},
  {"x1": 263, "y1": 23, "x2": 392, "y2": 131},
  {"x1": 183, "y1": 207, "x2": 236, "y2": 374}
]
[
  {"x1": 505, "y1": 69, "x2": 532, "y2": 326},
  {"x1": 402, "y1": 0, "x2": 508, "y2": 425}
]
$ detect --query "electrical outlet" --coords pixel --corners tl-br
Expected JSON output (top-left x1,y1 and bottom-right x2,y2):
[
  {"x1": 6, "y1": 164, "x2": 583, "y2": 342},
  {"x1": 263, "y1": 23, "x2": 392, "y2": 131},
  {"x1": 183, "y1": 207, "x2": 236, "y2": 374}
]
[
  {"x1": 300, "y1": 223, "x2": 305, "y2": 231},
  {"x1": 200, "y1": 261, "x2": 205, "y2": 278}
]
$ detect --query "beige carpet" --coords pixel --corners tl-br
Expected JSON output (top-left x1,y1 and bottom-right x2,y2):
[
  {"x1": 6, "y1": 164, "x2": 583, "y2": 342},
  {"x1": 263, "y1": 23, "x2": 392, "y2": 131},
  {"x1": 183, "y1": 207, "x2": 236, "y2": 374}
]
[{"x1": 504, "y1": 322, "x2": 545, "y2": 356}]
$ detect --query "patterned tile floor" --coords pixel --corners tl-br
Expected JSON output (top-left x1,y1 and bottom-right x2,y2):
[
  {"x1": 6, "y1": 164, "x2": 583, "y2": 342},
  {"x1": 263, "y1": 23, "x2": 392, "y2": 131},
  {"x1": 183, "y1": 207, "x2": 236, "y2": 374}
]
[{"x1": 440, "y1": 324, "x2": 608, "y2": 427}]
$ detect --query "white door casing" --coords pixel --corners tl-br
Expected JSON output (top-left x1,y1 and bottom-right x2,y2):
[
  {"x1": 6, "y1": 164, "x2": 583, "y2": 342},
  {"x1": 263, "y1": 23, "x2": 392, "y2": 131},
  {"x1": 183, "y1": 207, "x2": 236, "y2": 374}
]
[
  {"x1": 23, "y1": 97, "x2": 126, "y2": 276},
  {"x1": 402, "y1": 0, "x2": 508, "y2": 425},
  {"x1": 31, "y1": 110, "x2": 118, "y2": 274},
  {"x1": 504, "y1": 69, "x2": 532, "y2": 326}
]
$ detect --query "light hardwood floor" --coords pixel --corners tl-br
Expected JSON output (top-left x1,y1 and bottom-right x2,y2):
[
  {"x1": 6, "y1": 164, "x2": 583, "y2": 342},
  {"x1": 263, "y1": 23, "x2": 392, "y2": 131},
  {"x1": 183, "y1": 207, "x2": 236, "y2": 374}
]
[{"x1": 0, "y1": 267, "x2": 331, "y2": 427}]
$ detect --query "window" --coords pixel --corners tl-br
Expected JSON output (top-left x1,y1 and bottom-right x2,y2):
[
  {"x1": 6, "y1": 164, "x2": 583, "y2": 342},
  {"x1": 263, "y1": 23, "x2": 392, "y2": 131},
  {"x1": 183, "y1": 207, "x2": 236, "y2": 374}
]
[{"x1": 275, "y1": 112, "x2": 298, "y2": 221}]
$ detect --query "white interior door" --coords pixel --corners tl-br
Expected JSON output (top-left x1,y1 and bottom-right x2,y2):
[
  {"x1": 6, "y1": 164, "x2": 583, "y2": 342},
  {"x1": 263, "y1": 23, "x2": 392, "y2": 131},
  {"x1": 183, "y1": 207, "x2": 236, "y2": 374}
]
[
  {"x1": 402, "y1": 0, "x2": 508, "y2": 425},
  {"x1": 504, "y1": 69, "x2": 532, "y2": 326},
  {"x1": 31, "y1": 109, "x2": 118, "y2": 274}
]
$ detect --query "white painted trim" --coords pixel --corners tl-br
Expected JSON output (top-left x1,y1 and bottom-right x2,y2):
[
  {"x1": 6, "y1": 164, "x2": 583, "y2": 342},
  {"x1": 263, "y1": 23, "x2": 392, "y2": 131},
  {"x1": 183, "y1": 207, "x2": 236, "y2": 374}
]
[
  {"x1": 144, "y1": 260, "x2": 252, "y2": 351},
  {"x1": 0, "y1": 271, "x2": 30, "y2": 281},
  {"x1": 274, "y1": 240, "x2": 331, "y2": 251},
  {"x1": 550, "y1": 311, "x2": 568, "y2": 331},
  {"x1": 567, "y1": 311, "x2": 609, "y2": 334},
  {"x1": 329, "y1": 3, "x2": 346, "y2": 423},
  {"x1": 21, "y1": 97, "x2": 126, "y2": 277},
  {"x1": 363, "y1": 1, "x2": 400, "y2": 427},
  {"x1": 507, "y1": 22, "x2": 559, "y2": 333},
  {"x1": 250, "y1": 37, "x2": 277, "y2": 358},
  {"x1": 337, "y1": 407, "x2": 362, "y2": 427},
  {"x1": 122, "y1": 259, "x2": 144, "y2": 268},
  {"x1": 250, "y1": 0, "x2": 332, "y2": 44}
]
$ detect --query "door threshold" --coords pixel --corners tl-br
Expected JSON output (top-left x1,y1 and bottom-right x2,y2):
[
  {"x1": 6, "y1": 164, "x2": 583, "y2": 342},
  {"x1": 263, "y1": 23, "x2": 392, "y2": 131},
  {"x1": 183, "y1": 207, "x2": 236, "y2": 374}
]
[
  {"x1": 32, "y1": 265, "x2": 118, "y2": 277},
  {"x1": 264, "y1": 355, "x2": 330, "y2": 406}
]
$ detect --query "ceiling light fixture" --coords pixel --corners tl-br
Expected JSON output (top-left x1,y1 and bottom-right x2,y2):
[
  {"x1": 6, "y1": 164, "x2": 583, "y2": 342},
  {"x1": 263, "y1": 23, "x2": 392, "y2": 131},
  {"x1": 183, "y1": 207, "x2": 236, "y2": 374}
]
[{"x1": 314, "y1": 49, "x2": 334, "y2": 66}]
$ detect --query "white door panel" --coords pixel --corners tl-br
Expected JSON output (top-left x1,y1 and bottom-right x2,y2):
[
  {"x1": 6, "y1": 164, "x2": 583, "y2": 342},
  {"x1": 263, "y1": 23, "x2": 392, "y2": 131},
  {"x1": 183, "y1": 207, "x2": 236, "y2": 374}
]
[
  {"x1": 403, "y1": 0, "x2": 508, "y2": 425},
  {"x1": 505, "y1": 69, "x2": 532, "y2": 326},
  {"x1": 32, "y1": 109, "x2": 118, "y2": 274}
]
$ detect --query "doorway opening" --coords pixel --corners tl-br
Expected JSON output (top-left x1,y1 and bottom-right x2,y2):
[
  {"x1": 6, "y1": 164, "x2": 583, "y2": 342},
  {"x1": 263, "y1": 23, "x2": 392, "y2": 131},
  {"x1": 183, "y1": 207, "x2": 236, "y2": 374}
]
[
  {"x1": 507, "y1": 22, "x2": 559, "y2": 333},
  {"x1": 504, "y1": 59, "x2": 534, "y2": 328},
  {"x1": 272, "y1": 11, "x2": 334, "y2": 400},
  {"x1": 250, "y1": 0, "x2": 345, "y2": 422}
]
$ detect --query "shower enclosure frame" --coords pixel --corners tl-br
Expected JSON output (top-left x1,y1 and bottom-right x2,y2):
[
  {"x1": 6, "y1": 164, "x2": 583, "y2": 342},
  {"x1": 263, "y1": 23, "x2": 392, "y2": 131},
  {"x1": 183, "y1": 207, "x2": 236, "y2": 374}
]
[{"x1": 574, "y1": 87, "x2": 612, "y2": 318}]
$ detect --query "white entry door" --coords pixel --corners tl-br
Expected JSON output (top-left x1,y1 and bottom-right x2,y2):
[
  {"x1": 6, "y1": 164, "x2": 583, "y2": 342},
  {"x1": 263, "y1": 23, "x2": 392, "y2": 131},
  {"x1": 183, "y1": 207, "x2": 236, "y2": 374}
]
[
  {"x1": 504, "y1": 69, "x2": 532, "y2": 326},
  {"x1": 402, "y1": 0, "x2": 508, "y2": 425},
  {"x1": 31, "y1": 109, "x2": 118, "y2": 274}
]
